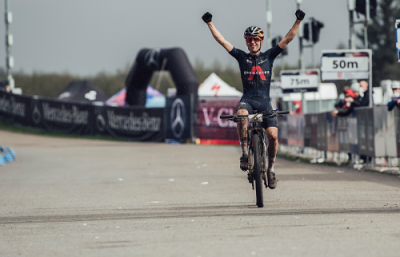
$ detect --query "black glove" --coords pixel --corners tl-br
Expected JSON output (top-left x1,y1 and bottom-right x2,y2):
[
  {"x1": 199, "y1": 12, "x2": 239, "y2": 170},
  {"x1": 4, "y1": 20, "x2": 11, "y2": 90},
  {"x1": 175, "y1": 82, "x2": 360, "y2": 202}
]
[
  {"x1": 202, "y1": 12, "x2": 212, "y2": 23},
  {"x1": 295, "y1": 9, "x2": 305, "y2": 20}
]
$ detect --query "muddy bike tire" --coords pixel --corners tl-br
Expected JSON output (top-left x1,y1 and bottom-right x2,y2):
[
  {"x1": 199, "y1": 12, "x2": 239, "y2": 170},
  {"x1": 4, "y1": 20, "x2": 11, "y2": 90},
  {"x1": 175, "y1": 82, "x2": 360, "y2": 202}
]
[{"x1": 252, "y1": 134, "x2": 264, "y2": 208}]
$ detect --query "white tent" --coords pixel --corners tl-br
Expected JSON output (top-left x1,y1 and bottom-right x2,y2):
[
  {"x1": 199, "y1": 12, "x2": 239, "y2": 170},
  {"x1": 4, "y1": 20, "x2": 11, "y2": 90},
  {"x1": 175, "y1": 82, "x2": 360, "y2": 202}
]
[{"x1": 198, "y1": 73, "x2": 242, "y2": 97}]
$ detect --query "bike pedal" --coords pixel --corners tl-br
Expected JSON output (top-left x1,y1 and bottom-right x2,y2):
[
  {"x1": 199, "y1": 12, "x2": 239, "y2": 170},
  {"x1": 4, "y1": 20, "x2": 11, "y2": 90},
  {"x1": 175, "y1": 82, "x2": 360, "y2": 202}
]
[{"x1": 247, "y1": 173, "x2": 253, "y2": 184}]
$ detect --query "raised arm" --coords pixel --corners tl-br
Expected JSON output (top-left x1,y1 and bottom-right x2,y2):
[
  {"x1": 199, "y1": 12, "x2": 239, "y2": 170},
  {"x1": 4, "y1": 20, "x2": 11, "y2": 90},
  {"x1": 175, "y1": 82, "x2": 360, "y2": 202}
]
[
  {"x1": 202, "y1": 12, "x2": 233, "y2": 52},
  {"x1": 278, "y1": 9, "x2": 305, "y2": 50}
]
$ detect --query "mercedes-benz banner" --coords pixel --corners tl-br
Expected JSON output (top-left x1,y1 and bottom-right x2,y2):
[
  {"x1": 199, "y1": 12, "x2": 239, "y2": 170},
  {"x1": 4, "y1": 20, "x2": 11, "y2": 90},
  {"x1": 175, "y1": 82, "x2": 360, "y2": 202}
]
[
  {"x1": 94, "y1": 105, "x2": 164, "y2": 142},
  {"x1": 0, "y1": 91, "x2": 165, "y2": 142}
]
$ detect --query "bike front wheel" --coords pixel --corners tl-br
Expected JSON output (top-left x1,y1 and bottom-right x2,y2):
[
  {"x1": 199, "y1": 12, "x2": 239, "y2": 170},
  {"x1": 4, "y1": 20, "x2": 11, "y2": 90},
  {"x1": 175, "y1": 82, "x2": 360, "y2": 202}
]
[{"x1": 252, "y1": 134, "x2": 264, "y2": 208}]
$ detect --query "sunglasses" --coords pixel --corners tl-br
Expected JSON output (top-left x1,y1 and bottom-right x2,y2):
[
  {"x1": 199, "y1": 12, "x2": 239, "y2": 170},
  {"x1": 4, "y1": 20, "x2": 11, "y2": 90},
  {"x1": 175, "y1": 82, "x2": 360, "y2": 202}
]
[{"x1": 245, "y1": 37, "x2": 262, "y2": 43}]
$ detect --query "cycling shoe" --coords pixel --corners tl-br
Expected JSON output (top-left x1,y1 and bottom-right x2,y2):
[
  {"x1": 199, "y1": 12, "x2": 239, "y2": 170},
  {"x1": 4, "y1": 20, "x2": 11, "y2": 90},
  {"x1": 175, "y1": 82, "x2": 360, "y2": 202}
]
[
  {"x1": 267, "y1": 171, "x2": 277, "y2": 189},
  {"x1": 240, "y1": 155, "x2": 249, "y2": 171}
]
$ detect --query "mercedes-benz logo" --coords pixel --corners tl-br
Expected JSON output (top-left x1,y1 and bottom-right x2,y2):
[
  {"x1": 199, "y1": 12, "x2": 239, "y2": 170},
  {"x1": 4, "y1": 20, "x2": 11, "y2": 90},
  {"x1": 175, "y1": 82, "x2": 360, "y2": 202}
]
[
  {"x1": 144, "y1": 48, "x2": 161, "y2": 69},
  {"x1": 170, "y1": 98, "x2": 186, "y2": 138}
]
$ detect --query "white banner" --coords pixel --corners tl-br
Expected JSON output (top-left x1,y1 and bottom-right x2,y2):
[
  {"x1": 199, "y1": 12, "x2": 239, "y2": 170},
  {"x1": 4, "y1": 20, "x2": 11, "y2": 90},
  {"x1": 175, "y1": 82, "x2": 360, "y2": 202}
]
[{"x1": 281, "y1": 75, "x2": 319, "y2": 92}]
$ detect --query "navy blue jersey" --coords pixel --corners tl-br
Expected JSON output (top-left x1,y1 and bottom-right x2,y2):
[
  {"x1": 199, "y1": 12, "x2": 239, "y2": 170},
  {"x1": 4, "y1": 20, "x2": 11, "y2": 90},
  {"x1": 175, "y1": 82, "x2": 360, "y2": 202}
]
[{"x1": 229, "y1": 45, "x2": 283, "y2": 98}]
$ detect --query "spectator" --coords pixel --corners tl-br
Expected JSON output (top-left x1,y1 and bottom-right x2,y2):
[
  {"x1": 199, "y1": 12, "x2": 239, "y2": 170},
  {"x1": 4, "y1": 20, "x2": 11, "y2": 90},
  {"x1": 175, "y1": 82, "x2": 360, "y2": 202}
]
[
  {"x1": 331, "y1": 81, "x2": 370, "y2": 117},
  {"x1": 332, "y1": 81, "x2": 370, "y2": 164},
  {"x1": 351, "y1": 80, "x2": 370, "y2": 108},
  {"x1": 0, "y1": 80, "x2": 10, "y2": 93},
  {"x1": 334, "y1": 86, "x2": 350, "y2": 109},
  {"x1": 387, "y1": 81, "x2": 400, "y2": 111},
  {"x1": 294, "y1": 100, "x2": 302, "y2": 114},
  {"x1": 288, "y1": 101, "x2": 302, "y2": 115},
  {"x1": 331, "y1": 89, "x2": 356, "y2": 117}
]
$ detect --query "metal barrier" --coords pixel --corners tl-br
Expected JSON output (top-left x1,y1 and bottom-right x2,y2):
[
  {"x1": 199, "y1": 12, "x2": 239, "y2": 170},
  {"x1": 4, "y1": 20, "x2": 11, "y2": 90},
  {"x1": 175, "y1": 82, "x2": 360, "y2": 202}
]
[
  {"x1": 1, "y1": 89, "x2": 399, "y2": 161},
  {"x1": 304, "y1": 114, "x2": 318, "y2": 149},
  {"x1": 395, "y1": 108, "x2": 400, "y2": 156},
  {"x1": 278, "y1": 106, "x2": 400, "y2": 165}
]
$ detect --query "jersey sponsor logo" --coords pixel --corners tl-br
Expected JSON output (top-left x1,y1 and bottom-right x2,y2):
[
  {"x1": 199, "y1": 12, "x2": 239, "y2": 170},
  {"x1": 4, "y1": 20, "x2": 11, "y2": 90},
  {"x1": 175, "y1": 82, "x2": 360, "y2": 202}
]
[
  {"x1": 245, "y1": 66, "x2": 267, "y2": 81},
  {"x1": 258, "y1": 59, "x2": 267, "y2": 65}
]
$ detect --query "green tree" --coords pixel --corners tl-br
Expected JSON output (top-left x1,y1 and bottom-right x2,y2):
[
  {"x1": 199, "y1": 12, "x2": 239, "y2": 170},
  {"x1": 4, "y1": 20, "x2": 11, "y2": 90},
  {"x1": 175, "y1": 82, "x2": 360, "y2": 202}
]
[{"x1": 358, "y1": 0, "x2": 400, "y2": 86}]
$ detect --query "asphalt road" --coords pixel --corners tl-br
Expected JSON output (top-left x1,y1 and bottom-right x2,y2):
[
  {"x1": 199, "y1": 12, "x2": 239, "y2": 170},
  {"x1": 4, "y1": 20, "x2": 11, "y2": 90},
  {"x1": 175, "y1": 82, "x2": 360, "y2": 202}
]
[{"x1": 1, "y1": 130, "x2": 400, "y2": 257}]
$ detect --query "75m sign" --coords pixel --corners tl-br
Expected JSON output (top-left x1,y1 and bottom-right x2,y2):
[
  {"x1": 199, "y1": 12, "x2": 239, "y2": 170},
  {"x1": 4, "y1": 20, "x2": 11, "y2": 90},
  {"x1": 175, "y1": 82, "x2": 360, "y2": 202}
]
[{"x1": 280, "y1": 70, "x2": 319, "y2": 93}]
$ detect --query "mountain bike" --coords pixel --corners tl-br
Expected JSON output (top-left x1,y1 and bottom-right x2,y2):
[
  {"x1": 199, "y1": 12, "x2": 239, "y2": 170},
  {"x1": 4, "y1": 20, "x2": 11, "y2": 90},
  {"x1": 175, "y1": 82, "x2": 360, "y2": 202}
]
[{"x1": 220, "y1": 109, "x2": 289, "y2": 208}]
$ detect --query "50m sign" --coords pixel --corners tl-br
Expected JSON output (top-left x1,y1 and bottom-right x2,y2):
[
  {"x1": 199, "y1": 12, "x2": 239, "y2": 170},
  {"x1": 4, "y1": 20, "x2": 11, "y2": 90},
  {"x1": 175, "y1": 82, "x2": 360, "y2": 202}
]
[
  {"x1": 320, "y1": 50, "x2": 371, "y2": 81},
  {"x1": 322, "y1": 57, "x2": 369, "y2": 72}
]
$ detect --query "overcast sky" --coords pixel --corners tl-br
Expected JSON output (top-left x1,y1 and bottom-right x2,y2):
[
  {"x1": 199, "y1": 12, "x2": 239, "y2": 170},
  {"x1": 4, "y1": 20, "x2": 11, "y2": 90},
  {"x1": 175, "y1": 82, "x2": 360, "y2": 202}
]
[{"x1": 0, "y1": 0, "x2": 363, "y2": 76}]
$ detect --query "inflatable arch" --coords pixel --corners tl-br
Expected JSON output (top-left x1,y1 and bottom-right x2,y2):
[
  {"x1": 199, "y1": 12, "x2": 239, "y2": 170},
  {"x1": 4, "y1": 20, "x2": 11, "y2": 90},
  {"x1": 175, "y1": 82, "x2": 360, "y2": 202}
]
[{"x1": 125, "y1": 48, "x2": 199, "y2": 106}]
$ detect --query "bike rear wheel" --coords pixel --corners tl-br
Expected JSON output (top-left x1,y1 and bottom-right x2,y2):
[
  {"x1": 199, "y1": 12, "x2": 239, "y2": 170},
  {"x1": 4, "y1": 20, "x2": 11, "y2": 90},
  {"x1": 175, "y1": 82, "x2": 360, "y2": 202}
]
[{"x1": 252, "y1": 134, "x2": 264, "y2": 207}]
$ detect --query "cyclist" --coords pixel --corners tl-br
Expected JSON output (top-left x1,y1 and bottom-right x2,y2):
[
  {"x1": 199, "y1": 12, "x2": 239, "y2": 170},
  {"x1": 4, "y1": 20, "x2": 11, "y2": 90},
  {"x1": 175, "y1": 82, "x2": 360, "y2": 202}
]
[{"x1": 202, "y1": 10, "x2": 305, "y2": 189}]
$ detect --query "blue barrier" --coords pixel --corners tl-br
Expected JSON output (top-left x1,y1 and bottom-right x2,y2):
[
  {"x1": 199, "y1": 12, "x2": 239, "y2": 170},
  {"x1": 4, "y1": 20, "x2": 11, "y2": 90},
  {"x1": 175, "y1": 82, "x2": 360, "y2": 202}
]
[
  {"x1": 0, "y1": 155, "x2": 4, "y2": 165},
  {"x1": 0, "y1": 146, "x2": 16, "y2": 164}
]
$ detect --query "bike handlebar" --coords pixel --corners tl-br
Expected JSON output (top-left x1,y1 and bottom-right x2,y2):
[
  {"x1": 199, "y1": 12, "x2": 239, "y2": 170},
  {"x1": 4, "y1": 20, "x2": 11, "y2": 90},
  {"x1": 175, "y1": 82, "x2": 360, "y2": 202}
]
[
  {"x1": 276, "y1": 111, "x2": 290, "y2": 115},
  {"x1": 220, "y1": 110, "x2": 290, "y2": 119},
  {"x1": 220, "y1": 114, "x2": 247, "y2": 119}
]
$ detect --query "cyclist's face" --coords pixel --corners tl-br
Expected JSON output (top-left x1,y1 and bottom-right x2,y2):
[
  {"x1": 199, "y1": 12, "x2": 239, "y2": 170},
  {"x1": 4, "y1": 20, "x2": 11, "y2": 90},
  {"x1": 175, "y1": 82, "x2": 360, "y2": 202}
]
[
  {"x1": 246, "y1": 37, "x2": 263, "y2": 54},
  {"x1": 393, "y1": 88, "x2": 400, "y2": 94}
]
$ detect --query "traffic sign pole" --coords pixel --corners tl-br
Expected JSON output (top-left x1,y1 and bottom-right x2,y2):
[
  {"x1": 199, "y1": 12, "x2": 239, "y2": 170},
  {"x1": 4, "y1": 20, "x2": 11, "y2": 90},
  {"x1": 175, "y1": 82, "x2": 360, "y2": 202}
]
[{"x1": 396, "y1": 20, "x2": 400, "y2": 62}]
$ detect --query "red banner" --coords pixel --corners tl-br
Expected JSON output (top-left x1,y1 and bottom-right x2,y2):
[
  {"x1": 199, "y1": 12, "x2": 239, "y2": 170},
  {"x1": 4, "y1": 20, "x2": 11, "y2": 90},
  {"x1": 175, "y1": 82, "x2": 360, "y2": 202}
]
[{"x1": 197, "y1": 98, "x2": 240, "y2": 144}]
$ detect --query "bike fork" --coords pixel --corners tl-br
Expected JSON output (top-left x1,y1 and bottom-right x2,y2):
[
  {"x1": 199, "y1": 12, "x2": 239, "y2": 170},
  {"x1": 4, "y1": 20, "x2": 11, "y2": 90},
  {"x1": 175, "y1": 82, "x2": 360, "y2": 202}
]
[{"x1": 261, "y1": 132, "x2": 269, "y2": 188}]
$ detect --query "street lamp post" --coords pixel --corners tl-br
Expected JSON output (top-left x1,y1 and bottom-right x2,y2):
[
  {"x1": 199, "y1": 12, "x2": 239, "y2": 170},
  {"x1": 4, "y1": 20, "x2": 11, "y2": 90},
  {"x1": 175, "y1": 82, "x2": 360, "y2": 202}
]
[
  {"x1": 5, "y1": 0, "x2": 14, "y2": 91},
  {"x1": 296, "y1": 0, "x2": 306, "y2": 116},
  {"x1": 266, "y1": 0, "x2": 272, "y2": 49},
  {"x1": 364, "y1": 0, "x2": 370, "y2": 49},
  {"x1": 348, "y1": 0, "x2": 356, "y2": 49},
  {"x1": 296, "y1": 0, "x2": 304, "y2": 71}
]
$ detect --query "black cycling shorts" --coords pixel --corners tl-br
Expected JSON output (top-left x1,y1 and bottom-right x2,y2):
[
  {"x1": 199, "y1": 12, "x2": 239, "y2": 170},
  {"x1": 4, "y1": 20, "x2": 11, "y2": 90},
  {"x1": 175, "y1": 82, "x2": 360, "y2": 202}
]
[{"x1": 237, "y1": 95, "x2": 278, "y2": 129}]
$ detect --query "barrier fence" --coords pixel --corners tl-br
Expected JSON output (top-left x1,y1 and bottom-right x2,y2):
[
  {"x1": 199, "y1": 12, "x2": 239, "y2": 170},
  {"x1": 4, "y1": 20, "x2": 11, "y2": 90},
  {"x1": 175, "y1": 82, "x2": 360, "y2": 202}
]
[
  {"x1": 1, "y1": 90, "x2": 400, "y2": 162},
  {"x1": 278, "y1": 106, "x2": 400, "y2": 161}
]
